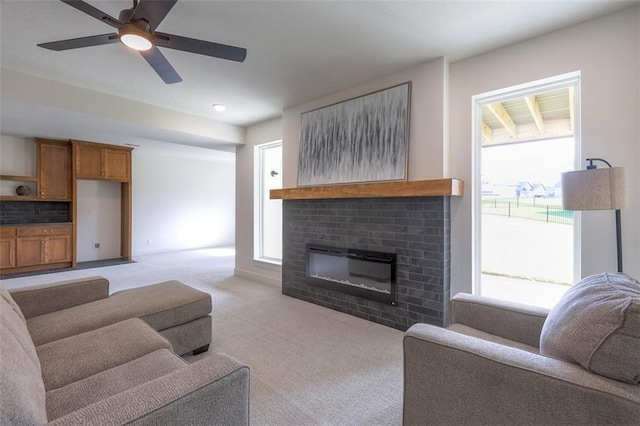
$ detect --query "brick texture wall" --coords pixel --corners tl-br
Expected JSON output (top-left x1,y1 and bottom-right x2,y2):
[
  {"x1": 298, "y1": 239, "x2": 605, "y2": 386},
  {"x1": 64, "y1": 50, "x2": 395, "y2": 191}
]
[
  {"x1": 282, "y1": 196, "x2": 451, "y2": 331},
  {"x1": 0, "y1": 201, "x2": 70, "y2": 225}
]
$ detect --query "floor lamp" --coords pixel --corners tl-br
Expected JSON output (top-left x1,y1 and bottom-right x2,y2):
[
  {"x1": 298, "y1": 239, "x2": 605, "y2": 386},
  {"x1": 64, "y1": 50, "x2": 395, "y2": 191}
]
[{"x1": 561, "y1": 158, "x2": 627, "y2": 273}]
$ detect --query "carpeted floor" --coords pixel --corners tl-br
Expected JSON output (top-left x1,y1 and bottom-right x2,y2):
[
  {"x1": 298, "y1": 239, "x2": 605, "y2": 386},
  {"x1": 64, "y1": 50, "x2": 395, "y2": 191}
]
[{"x1": 1, "y1": 248, "x2": 405, "y2": 425}]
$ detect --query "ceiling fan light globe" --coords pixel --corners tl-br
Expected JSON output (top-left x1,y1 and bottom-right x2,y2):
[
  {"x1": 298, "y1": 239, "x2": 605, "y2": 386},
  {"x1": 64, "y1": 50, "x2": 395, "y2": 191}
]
[{"x1": 120, "y1": 33, "x2": 153, "y2": 51}]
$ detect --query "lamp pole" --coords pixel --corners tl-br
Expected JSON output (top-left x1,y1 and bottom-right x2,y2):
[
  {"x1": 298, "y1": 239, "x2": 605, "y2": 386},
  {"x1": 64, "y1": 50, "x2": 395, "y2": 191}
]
[{"x1": 586, "y1": 158, "x2": 623, "y2": 273}]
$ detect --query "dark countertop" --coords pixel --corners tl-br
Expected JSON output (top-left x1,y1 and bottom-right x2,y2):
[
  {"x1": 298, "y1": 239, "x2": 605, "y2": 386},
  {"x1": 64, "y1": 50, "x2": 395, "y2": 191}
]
[{"x1": 0, "y1": 222, "x2": 73, "y2": 227}]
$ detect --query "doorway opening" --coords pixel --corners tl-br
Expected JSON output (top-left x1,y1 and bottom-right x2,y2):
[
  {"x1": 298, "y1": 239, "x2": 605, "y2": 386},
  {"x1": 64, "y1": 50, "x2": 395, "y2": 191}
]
[{"x1": 472, "y1": 72, "x2": 581, "y2": 308}]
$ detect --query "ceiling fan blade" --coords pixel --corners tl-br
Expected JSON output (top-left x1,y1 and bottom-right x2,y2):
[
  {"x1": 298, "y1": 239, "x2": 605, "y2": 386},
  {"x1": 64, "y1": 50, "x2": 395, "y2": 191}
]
[
  {"x1": 60, "y1": 0, "x2": 124, "y2": 29},
  {"x1": 139, "y1": 46, "x2": 182, "y2": 84},
  {"x1": 38, "y1": 33, "x2": 119, "y2": 51},
  {"x1": 154, "y1": 32, "x2": 247, "y2": 62},
  {"x1": 131, "y1": 0, "x2": 178, "y2": 32}
]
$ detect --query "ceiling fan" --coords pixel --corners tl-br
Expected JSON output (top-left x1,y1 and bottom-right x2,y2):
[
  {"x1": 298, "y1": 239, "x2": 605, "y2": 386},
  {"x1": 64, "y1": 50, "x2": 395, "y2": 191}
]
[{"x1": 38, "y1": 0, "x2": 247, "y2": 84}]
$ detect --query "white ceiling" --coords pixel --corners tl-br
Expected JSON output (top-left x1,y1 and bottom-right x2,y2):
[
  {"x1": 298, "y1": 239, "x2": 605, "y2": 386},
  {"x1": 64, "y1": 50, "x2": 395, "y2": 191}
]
[{"x1": 0, "y1": 0, "x2": 636, "y2": 149}]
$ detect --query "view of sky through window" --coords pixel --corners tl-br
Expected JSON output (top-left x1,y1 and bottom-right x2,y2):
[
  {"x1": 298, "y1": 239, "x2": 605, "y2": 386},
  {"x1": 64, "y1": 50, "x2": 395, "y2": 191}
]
[{"x1": 482, "y1": 137, "x2": 574, "y2": 187}]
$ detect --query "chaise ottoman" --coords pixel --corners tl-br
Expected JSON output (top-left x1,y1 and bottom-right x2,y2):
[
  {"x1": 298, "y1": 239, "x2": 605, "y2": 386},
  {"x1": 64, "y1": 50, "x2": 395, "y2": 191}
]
[{"x1": 9, "y1": 277, "x2": 212, "y2": 355}]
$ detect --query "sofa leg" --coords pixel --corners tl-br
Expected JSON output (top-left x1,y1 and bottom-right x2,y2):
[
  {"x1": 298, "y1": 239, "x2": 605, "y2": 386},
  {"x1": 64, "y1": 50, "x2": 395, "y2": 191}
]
[{"x1": 192, "y1": 344, "x2": 210, "y2": 356}]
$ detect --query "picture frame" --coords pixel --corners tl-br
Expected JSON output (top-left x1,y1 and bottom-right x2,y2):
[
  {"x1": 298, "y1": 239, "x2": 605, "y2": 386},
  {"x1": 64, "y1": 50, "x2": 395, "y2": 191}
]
[{"x1": 297, "y1": 82, "x2": 411, "y2": 186}]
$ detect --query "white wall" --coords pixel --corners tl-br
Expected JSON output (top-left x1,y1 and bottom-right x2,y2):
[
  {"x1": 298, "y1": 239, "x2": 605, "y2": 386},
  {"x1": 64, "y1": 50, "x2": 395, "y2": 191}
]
[
  {"x1": 132, "y1": 141, "x2": 236, "y2": 256},
  {"x1": 282, "y1": 57, "x2": 449, "y2": 187},
  {"x1": 235, "y1": 117, "x2": 283, "y2": 286},
  {"x1": 449, "y1": 5, "x2": 640, "y2": 295},
  {"x1": 0, "y1": 136, "x2": 36, "y2": 195},
  {"x1": 0, "y1": 135, "x2": 36, "y2": 175},
  {"x1": 76, "y1": 180, "x2": 121, "y2": 261}
]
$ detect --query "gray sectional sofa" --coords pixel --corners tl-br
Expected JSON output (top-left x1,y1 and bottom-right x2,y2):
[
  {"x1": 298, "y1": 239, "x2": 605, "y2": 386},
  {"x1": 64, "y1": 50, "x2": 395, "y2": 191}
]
[{"x1": 0, "y1": 276, "x2": 250, "y2": 425}]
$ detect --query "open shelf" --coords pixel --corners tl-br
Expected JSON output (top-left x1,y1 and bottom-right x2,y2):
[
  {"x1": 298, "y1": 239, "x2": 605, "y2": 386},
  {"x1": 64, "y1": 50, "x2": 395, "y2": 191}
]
[
  {"x1": 0, "y1": 196, "x2": 70, "y2": 202},
  {"x1": 0, "y1": 174, "x2": 38, "y2": 182}
]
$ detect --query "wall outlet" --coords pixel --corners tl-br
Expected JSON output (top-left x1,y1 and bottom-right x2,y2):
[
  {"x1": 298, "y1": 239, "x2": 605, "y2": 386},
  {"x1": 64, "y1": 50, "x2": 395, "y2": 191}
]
[
  {"x1": 146, "y1": 240, "x2": 152, "y2": 245},
  {"x1": 94, "y1": 243, "x2": 101, "y2": 249}
]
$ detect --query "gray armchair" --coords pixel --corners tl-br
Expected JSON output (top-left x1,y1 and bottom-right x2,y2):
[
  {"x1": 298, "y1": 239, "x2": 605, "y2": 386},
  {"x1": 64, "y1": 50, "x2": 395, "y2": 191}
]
[{"x1": 403, "y1": 293, "x2": 640, "y2": 425}]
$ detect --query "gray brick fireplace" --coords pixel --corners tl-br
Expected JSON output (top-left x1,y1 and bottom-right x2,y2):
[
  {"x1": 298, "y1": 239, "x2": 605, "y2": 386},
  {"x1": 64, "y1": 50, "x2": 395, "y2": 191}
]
[{"x1": 281, "y1": 194, "x2": 452, "y2": 331}]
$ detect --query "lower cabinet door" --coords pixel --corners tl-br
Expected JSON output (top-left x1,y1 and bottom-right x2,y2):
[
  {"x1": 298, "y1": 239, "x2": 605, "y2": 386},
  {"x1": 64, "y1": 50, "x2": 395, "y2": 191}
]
[
  {"x1": 45, "y1": 235, "x2": 72, "y2": 263},
  {"x1": 16, "y1": 237, "x2": 45, "y2": 267},
  {"x1": 0, "y1": 239, "x2": 16, "y2": 269}
]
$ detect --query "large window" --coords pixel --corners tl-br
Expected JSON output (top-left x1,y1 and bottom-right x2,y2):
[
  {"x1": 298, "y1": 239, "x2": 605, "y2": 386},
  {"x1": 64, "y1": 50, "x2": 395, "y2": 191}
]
[
  {"x1": 473, "y1": 73, "x2": 581, "y2": 308},
  {"x1": 254, "y1": 141, "x2": 282, "y2": 264}
]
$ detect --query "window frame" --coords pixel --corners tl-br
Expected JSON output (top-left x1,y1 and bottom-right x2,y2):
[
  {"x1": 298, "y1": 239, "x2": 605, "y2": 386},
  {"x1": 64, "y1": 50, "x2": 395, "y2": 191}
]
[
  {"x1": 253, "y1": 140, "x2": 283, "y2": 265},
  {"x1": 470, "y1": 72, "x2": 582, "y2": 296}
]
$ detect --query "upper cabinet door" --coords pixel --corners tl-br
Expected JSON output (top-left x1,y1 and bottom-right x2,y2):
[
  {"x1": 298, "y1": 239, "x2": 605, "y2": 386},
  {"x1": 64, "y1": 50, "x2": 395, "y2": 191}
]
[
  {"x1": 104, "y1": 149, "x2": 130, "y2": 181},
  {"x1": 75, "y1": 144, "x2": 103, "y2": 179},
  {"x1": 73, "y1": 142, "x2": 132, "y2": 182},
  {"x1": 37, "y1": 141, "x2": 71, "y2": 200}
]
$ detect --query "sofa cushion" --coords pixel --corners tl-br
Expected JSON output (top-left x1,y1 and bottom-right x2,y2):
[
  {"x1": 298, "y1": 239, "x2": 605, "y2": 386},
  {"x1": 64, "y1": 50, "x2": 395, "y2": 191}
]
[
  {"x1": 0, "y1": 283, "x2": 47, "y2": 425},
  {"x1": 37, "y1": 318, "x2": 172, "y2": 391},
  {"x1": 9, "y1": 276, "x2": 109, "y2": 319},
  {"x1": 46, "y1": 349, "x2": 186, "y2": 421},
  {"x1": 540, "y1": 272, "x2": 640, "y2": 384},
  {"x1": 27, "y1": 280, "x2": 212, "y2": 346},
  {"x1": 47, "y1": 354, "x2": 250, "y2": 426}
]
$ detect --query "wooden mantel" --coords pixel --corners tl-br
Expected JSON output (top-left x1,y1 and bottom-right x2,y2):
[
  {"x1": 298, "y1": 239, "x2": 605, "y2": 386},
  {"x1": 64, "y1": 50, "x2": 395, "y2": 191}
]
[{"x1": 270, "y1": 178, "x2": 463, "y2": 200}]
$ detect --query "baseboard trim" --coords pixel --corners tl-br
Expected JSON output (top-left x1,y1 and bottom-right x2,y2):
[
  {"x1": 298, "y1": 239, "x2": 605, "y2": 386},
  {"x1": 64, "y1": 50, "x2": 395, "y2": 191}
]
[{"x1": 234, "y1": 268, "x2": 282, "y2": 288}]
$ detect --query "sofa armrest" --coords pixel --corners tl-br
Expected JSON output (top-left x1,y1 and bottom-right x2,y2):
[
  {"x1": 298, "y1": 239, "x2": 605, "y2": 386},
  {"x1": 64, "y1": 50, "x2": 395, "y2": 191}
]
[
  {"x1": 451, "y1": 293, "x2": 549, "y2": 348},
  {"x1": 48, "y1": 353, "x2": 250, "y2": 426},
  {"x1": 403, "y1": 324, "x2": 640, "y2": 426},
  {"x1": 8, "y1": 277, "x2": 109, "y2": 319}
]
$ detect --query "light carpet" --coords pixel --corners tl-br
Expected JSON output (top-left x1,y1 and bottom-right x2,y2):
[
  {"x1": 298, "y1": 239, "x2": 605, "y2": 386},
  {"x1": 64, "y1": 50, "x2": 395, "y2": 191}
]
[{"x1": 1, "y1": 248, "x2": 405, "y2": 425}]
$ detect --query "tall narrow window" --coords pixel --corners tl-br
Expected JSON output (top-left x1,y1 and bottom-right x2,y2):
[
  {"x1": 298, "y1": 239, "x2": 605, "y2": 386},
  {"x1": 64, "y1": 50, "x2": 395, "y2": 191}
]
[
  {"x1": 473, "y1": 73, "x2": 580, "y2": 308},
  {"x1": 254, "y1": 141, "x2": 282, "y2": 263}
]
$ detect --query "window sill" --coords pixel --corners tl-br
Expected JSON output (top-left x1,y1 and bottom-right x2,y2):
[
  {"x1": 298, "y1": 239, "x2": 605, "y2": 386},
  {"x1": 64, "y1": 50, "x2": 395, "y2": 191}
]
[{"x1": 253, "y1": 258, "x2": 282, "y2": 269}]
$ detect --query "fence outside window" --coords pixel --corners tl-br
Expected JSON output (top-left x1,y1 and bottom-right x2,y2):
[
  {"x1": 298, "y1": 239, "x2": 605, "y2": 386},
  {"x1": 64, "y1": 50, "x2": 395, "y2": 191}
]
[{"x1": 482, "y1": 198, "x2": 573, "y2": 225}]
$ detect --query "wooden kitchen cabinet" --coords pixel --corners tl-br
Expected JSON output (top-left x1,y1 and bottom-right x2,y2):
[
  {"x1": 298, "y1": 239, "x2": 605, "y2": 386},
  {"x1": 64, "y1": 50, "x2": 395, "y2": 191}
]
[
  {"x1": 44, "y1": 233, "x2": 72, "y2": 263},
  {"x1": 74, "y1": 144, "x2": 103, "y2": 179},
  {"x1": 1, "y1": 138, "x2": 134, "y2": 275},
  {"x1": 72, "y1": 139, "x2": 134, "y2": 263},
  {"x1": 16, "y1": 237, "x2": 44, "y2": 267},
  {"x1": 0, "y1": 227, "x2": 17, "y2": 270},
  {"x1": 104, "y1": 149, "x2": 130, "y2": 181},
  {"x1": 8, "y1": 224, "x2": 73, "y2": 270},
  {"x1": 74, "y1": 141, "x2": 132, "y2": 181},
  {"x1": 35, "y1": 139, "x2": 71, "y2": 200}
]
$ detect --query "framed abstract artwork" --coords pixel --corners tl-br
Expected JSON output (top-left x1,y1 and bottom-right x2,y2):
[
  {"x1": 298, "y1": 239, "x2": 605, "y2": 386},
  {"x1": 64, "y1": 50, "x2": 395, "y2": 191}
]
[{"x1": 297, "y1": 82, "x2": 411, "y2": 186}]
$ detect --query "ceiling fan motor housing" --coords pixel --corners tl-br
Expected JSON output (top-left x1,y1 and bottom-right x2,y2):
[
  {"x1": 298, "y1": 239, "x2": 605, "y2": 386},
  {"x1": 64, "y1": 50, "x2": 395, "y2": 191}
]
[{"x1": 119, "y1": 8, "x2": 149, "y2": 31}]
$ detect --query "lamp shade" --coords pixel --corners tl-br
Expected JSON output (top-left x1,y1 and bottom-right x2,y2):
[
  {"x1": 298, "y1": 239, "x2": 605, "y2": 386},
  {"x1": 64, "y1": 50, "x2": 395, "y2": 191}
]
[{"x1": 561, "y1": 167, "x2": 627, "y2": 211}]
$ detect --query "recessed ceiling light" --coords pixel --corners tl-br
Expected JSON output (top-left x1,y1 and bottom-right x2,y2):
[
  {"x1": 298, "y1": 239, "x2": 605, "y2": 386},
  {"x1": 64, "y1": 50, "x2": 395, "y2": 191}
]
[{"x1": 212, "y1": 104, "x2": 226, "y2": 112}]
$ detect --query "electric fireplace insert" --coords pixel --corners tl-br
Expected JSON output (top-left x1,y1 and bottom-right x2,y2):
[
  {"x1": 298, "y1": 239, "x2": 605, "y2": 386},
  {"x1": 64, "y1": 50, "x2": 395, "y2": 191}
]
[{"x1": 306, "y1": 244, "x2": 396, "y2": 305}]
